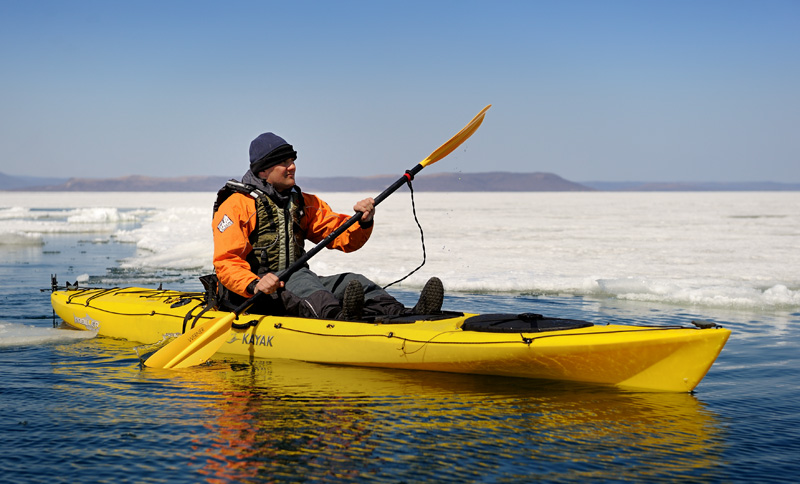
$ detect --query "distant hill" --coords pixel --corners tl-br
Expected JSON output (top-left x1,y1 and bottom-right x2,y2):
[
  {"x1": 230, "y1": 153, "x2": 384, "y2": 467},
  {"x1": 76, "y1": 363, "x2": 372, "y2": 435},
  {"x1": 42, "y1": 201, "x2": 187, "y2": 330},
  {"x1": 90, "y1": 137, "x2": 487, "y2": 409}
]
[
  {"x1": 5, "y1": 174, "x2": 231, "y2": 192},
  {"x1": 3, "y1": 171, "x2": 798, "y2": 192},
  {"x1": 300, "y1": 172, "x2": 591, "y2": 192},
  {"x1": 4, "y1": 172, "x2": 592, "y2": 192},
  {"x1": 0, "y1": 172, "x2": 69, "y2": 190}
]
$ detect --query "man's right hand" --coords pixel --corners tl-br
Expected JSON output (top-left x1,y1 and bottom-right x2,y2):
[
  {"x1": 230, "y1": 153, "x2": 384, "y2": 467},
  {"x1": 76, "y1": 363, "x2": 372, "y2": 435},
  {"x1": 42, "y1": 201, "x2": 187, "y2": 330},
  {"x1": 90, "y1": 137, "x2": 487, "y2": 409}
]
[{"x1": 255, "y1": 273, "x2": 284, "y2": 295}]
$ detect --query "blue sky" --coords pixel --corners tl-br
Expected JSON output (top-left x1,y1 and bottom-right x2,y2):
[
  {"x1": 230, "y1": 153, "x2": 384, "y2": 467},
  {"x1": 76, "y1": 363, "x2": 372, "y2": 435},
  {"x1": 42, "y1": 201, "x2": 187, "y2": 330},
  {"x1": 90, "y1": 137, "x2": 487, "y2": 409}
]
[{"x1": 1, "y1": 0, "x2": 798, "y2": 182}]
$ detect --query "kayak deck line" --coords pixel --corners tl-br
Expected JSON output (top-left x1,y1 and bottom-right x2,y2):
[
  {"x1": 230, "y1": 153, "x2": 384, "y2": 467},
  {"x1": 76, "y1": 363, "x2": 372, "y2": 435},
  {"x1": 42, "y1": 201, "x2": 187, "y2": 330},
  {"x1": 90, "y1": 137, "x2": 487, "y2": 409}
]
[
  {"x1": 268, "y1": 318, "x2": 699, "y2": 347},
  {"x1": 50, "y1": 285, "x2": 731, "y2": 392}
]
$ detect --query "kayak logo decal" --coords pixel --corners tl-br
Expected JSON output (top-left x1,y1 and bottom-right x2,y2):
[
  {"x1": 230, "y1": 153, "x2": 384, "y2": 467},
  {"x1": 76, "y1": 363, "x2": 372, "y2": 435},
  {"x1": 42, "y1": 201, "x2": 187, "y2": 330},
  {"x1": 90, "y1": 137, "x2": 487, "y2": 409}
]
[
  {"x1": 233, "y1": 333, "x2": 274, "y2": 347},
  {"x1": 74, "y1": 314, "x2": 100, "y2": 331},
  {"x1": 217, "y1": 214, "x2": 233, "y2": 233}
]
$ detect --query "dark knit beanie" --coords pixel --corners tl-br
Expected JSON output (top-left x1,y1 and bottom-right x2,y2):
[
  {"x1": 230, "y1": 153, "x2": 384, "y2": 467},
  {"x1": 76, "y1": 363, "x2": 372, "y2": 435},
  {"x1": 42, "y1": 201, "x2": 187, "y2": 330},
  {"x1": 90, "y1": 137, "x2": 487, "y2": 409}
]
[{"x1": 249, "y1": 133, "x2": 297, "y2": 173}]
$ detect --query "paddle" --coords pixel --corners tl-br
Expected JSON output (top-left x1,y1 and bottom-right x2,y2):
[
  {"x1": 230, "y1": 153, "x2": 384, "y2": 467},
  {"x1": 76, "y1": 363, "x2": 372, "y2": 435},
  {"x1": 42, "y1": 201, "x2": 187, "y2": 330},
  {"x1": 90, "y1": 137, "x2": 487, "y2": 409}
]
[{"x1": 145, "y1": 104, "x2": 491, "y2": 369}]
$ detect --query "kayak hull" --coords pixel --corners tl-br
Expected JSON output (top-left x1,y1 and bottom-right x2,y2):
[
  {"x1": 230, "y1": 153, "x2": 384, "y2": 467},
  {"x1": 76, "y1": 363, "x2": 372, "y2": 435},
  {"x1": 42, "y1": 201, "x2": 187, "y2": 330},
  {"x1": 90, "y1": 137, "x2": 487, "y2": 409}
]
[{"x1": 51, "y1": 287, "x2": 730, "y2": 392}]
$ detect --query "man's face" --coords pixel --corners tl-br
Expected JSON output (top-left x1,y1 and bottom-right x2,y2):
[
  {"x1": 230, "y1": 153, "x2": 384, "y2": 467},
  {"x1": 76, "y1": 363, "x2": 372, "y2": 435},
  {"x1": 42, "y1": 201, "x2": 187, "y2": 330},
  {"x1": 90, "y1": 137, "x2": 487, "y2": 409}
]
[{"x1": 260, "y1": 158, "x2": 296, "y2": 191}]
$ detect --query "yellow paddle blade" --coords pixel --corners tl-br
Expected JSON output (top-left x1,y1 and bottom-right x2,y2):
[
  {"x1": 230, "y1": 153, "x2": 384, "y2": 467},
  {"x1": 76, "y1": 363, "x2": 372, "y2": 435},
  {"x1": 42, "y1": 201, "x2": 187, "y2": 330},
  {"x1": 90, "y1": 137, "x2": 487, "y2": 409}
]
[
  {"x1": 144, "y1": 313, "x2": 236, "y2": 369},
  {"x1": 419, "y1": 104, "x2": 491, "y2": 168}
]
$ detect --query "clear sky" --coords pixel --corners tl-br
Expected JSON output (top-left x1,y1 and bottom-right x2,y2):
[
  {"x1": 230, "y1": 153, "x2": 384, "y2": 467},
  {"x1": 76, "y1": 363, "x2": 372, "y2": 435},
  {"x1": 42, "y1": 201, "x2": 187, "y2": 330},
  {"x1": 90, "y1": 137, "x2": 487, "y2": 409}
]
[{"x1": 1, "y1": 0, "x2": 798, "y2": 182}]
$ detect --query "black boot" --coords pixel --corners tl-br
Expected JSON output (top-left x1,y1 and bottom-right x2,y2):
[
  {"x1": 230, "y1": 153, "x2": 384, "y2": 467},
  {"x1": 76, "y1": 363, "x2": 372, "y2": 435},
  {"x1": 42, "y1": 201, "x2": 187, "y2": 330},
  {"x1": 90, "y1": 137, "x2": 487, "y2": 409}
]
[
  {"x1": 341, "y1": 279, "x2": 364, "y2": 320},
  {"x1": 412, "y1": 277, "x2": 444, "y2": 315}
]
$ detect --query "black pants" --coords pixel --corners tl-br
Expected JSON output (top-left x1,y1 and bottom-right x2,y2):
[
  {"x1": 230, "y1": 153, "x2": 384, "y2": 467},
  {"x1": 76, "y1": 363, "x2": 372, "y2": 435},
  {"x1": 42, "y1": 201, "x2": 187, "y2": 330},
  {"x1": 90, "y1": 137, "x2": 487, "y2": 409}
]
[
  {"x1": 279, "y1": 268, "x2": 405, "y2": 319},
  {"x1": 220, "y1": 268, "x2": 406, "y2": 319}
]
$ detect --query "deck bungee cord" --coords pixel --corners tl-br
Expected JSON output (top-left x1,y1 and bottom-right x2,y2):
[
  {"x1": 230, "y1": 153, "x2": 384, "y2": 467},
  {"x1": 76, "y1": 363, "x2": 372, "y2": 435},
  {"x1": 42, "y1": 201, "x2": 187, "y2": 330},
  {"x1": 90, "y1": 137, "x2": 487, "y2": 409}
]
[{"x1": 52, "y1": 283, "x2": 214, "y2": 329}]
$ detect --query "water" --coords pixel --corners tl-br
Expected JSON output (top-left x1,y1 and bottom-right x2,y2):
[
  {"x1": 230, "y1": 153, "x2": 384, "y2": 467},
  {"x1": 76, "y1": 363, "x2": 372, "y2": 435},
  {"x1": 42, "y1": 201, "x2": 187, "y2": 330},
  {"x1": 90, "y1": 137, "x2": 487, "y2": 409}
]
[{"x1": 1, "y1": 191, "x2": 799, "y2": 483}]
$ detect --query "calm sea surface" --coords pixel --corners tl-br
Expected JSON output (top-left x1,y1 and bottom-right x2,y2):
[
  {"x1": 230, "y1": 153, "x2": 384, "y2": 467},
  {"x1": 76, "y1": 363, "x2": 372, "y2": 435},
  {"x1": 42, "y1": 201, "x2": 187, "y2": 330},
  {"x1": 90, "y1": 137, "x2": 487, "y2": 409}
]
[{"x1": 1, "y1": 192, "x2": 799, "y2": 483}]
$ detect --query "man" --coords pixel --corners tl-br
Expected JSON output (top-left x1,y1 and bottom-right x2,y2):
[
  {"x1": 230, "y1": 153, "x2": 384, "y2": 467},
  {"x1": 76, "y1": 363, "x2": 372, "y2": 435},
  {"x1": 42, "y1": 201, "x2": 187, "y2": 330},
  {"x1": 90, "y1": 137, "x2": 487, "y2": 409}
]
[{"x1": 211, "y1": 132, "x2": 443, "y2": 320}]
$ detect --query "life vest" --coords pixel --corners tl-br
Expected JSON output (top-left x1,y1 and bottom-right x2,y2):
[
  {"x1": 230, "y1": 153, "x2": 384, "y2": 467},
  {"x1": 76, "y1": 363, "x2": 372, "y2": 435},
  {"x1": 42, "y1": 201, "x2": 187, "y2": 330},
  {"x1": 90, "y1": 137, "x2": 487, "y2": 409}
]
[{"x1": 213, "y1": 180, "x2": 307, "y2": 276}]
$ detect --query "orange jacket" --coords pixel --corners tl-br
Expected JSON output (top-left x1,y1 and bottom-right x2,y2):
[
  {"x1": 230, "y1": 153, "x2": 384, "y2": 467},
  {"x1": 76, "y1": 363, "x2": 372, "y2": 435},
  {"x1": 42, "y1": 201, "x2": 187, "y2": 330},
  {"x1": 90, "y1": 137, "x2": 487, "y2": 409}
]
[{"x1": 212, "y1": 192, "x2": 373, "y2": 298}]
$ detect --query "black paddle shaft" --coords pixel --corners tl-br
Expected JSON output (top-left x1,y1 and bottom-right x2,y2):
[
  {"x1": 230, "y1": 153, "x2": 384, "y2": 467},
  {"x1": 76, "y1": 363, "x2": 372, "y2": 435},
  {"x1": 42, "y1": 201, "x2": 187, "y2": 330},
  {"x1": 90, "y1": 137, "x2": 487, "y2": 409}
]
[{"x1": 231, "y1": 163, "x2": 424, "y2": 316}]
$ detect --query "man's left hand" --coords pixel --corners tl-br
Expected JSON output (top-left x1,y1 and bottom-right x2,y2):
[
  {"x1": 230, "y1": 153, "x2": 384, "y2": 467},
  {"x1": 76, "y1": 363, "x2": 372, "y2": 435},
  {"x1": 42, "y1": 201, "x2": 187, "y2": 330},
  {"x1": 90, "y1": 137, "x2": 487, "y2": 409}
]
[{"x1": 354, "y1": 197, "x2": 375, "y2": 222}]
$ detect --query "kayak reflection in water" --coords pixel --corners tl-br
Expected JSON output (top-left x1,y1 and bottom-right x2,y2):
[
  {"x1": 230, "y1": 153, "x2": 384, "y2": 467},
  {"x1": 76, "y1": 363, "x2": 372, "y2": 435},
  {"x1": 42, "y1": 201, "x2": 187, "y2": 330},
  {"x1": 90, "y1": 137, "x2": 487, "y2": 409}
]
[{"x1": 209, "y1": 132, "x2": 443, "y2": 321}]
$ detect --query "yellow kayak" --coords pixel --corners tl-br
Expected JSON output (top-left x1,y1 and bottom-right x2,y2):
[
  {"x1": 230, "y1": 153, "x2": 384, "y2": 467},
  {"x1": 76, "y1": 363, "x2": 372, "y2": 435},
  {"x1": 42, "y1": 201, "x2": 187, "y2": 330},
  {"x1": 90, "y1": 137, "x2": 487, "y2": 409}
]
[{"x1": 51, "y1": 286, "x2": 730, "y2": 392}]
